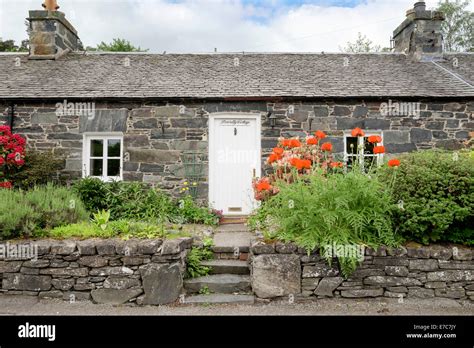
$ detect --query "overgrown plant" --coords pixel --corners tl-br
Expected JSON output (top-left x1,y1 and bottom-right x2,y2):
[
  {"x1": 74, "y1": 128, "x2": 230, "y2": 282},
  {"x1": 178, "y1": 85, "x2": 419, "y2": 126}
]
[
  {"x1": 185, "y1": 237, "x2": 214, "y2": 278},
  {"x1": 250, "y1": 129, "x2": 401, "y2": 277}
]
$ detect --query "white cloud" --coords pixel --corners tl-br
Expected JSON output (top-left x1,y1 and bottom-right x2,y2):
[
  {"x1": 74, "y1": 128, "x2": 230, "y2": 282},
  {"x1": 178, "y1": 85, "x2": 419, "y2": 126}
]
[{"x1": 0, "y1": 0, "x2": 472, "y2": 53}]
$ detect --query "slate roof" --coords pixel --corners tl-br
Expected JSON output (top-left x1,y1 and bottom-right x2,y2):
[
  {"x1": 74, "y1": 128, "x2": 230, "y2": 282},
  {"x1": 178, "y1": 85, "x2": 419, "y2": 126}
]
[{"x1": 1, "y1": 52, "x2": 474, "y2": 99}]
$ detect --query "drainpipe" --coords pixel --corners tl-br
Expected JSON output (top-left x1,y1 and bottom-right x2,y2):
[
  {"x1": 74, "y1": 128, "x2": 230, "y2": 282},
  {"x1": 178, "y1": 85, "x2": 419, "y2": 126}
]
[{"x1": 8, "y1": 103, "x2": 14, "y2": 131}]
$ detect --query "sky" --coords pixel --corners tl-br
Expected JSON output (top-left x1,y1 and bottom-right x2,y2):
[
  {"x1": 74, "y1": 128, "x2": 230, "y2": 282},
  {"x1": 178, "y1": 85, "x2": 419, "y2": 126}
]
[{"x1": 0, "y1": 0, "x2": 473, "y2": 53}]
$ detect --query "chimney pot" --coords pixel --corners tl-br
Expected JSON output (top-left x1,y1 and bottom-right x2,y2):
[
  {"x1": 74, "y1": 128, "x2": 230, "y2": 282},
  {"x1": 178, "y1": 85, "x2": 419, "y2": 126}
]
[
  {"x1": 42, "y1": 0, "x2": 59, "y2": 11},
  {"x1": 413, "y1": 2, "x2": 426, "y2": 12}
]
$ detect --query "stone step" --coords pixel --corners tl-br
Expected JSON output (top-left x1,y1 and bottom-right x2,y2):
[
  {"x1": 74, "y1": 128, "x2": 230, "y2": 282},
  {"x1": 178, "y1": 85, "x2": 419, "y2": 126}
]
[
  {"x1": 201, "y1": 259, "x2": 249, "y2": 275},
  {"x1": 212, "y1": 231, "x2": 252, "y2": 253},
  {"x1": 215, "y1": 224, "x2": 250, "y2": 233},
  {"x1": 184, "y1": 274, "x2": 251, "y2": 294},
  {"x1": 183, "y1": 294, "x2": 255, "y2": 305},
  {"x1": 220, "y1": 216, "x2": 248, "y2": 225}
]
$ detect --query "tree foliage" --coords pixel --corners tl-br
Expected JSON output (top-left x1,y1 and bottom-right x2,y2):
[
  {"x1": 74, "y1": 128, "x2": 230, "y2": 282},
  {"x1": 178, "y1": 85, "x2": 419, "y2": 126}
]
[
  {"x1": 437, "y1": 0, "x2": 474, "y2": 52},
  {"x1": 90, "y1": 38, "x2": 148, "y2": 52},
  {"x1": 340, "y1": 32, "x2": 389, "y2": 53},
  {"x1": 0, "y1": 38, "x2": 28, "y2": 52}
]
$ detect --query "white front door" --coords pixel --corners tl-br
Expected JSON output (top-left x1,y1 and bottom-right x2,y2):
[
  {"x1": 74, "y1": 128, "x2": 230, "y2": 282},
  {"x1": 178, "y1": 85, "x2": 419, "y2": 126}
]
[{"x1": 209, "y1": 113, "x2": 261, "y2": 215}]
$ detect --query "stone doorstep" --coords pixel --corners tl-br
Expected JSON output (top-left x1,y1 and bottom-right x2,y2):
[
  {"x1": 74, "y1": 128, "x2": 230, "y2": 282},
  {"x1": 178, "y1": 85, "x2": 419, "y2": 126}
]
[
  {"x1": 212, "y1": 231, "x2": 253, "y2": 253},
  {"x1": 200, "y1": 259, "x2": 249, "y2": 275},
  {"x1": 184, "y1": 274, "x2": 251, "y2": 294},
  {"x1": 183, "y1": 294, "x2": 255, "y2": 305}
]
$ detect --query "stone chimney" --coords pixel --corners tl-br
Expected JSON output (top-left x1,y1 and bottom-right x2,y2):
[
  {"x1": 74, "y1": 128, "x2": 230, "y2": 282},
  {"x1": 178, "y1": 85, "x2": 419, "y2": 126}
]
[
  {"x1": 27, "y1": 1, "x2": 83, "y2": 59},
  {"x1": 393, "y1": 1, "x2": 445, "y2": 61}
]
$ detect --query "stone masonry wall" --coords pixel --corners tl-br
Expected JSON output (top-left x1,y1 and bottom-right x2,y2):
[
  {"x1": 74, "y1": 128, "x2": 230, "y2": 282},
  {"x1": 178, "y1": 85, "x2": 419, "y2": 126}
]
[
  {"x1": 250, "y1": 242, "x2": 474, "y2": 301},
  {"x1": 1, "y1": 99, "x2": 473, "y2": 198},
  {"x1": 0, "y1": 238, "x2": 192, "y2": 305}
]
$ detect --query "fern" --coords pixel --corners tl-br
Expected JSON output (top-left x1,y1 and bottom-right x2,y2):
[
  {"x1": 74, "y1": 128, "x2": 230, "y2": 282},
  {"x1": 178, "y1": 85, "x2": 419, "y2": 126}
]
[{"x1": 253, "y1": 168, "x2": 400, "y2": 277}]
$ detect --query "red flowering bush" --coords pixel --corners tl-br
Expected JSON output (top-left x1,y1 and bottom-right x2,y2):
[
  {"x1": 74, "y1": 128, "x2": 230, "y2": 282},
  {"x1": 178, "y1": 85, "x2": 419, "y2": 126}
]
[{"x1": 0, "y1": 125, "x2": 26, "y2": 188}]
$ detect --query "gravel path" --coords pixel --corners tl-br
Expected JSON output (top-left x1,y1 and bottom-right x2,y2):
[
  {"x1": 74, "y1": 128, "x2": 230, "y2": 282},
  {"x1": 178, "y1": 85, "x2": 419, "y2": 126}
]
[{"x1": 0, "y1": 295, "x2": 473, "y2": 316}]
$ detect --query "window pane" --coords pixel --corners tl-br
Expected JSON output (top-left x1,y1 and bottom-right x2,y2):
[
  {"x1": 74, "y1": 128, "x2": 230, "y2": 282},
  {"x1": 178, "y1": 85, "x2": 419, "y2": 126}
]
[
  {"x1": 364, "y1": 138, "x2": 375, "y2": 155},
  {"x1": 108, "y1": 139, "x2": 121, "y2": 157},
  {"x1": 90, "y1": 140, "x2": 103, "y2": 157},
  {"x1": 346, "y1": 137, "x2": 358, "y2": 155},
  {"x1": 107, "y1": 159, "x2": 120, "y2": 177},
  {"x1": 90, "y1": 159, "x2": 103, "y2": 176}
]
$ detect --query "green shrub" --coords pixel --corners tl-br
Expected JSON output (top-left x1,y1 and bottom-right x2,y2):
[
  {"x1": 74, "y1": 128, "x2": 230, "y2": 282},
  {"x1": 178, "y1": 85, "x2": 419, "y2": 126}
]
[
  {"x1": 72, "y1": 177, "x2": 108, "y2": 213},
  {"x1": 251, "y1": 169, "x2": 400, "y2": 277},
  {"x1": 379, "y1": 150, "x2": 474, "y2": 245},
  {"x1": 9, "y1": 150, "x2": 64, "y2": 189},
  {"x1": 0, "y1": 184, "x2": 89, "y2": 240},
  {"x1": 73, "y1": 178, "x2": 220, "y2": 225},
  {"x1": 176, "y1": 195, "x2": 221, "y2": 225}
]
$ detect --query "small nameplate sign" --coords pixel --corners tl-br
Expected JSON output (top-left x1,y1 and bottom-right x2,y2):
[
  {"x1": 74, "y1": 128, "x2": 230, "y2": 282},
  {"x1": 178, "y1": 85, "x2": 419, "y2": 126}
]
[{"x1": 221, "y1": 119, "x2": 251, "y2": 126}]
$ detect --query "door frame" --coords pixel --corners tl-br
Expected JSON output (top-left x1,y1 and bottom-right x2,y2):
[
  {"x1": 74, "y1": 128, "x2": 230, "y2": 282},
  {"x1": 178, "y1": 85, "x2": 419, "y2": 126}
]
[{"x1": 208, "y1": 112, "x2": 262, "y2": 215}]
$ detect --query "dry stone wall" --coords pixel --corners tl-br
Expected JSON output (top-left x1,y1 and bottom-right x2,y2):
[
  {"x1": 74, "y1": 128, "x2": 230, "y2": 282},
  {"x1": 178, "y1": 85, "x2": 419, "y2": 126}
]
[
  {"x1": 0, "y1": 238, "x2": 192, "y2": 305},
  {"x1": 250, "y1": 241, "x2": 474, "y2": 301}
]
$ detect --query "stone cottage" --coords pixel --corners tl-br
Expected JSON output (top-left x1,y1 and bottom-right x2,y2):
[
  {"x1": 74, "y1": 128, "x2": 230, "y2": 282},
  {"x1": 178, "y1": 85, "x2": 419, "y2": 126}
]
[{"x1": 1, "y1": 1, "x2": 473, "y2": 216}]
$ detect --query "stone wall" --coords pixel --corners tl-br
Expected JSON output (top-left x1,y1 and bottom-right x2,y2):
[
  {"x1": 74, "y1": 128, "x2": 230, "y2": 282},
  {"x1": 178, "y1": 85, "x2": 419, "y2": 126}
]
[
  {"x1": 250, "y1": 242, "x2": 474, "y2": 301},
  {"x1": 0, "y1": 238, "x2": 192, "y2": 305},
  {"x1": 1, "y1": 99, "x2": 473, "y2": 198}
]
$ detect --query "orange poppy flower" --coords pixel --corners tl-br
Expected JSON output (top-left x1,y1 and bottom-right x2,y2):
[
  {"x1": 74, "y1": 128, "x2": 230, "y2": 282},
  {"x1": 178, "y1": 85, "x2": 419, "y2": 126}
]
[
  {"x1": 280, "y1": 139, "x2": 291, "y2": 147},
  {"x1": 273, "y1": 147, "x2": 284, "y2": 156},
  {"x1": 329, "y1": 161, "x2": 344, "y2": 168},
  {"x1": 373, "y1": 145, "x2": 385, "y2": 154},
  {"x1": 306, "y1": 137, "x2": 318, "y2": 145},
  {"x1": 388, "y1": 158, "x2": 401, "y2": 167},
  {"x1": 289, "y1": 157, "x2": 300, "y2": 167},
  {"x1": 300, "y1": 159, "x2": 312, "y2": 169},
  {"x1": 268, "y1": 153, "x2": 279, "y2": 164},
  {"x1": 256, "y1": 180, "x2": 271, "y2": 192},
  {"x1": 321, "y1": 142, "x2": 333, "y2": 152},
  {"x1": 289, "y1": 139, "x2": 301, "y2": 148},
  {"x1": 314, "y1": 130, "x2": 327, "y2": 140},
  {"x1": 351, "y1": 127, "x2": 365, "y2": 137},
  {"x1": 368, "y1": 135, "x2": 382, "y2": 144}
]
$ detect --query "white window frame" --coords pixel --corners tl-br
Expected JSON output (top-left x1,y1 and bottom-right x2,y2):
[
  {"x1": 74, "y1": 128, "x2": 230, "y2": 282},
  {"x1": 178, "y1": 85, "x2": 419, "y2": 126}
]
[
  {"x1": 83, "y1": 133, "x2": 123, "y2": 182},
  {"x1": 343, "y1": 130, "x2": 384, "y2": 170}
]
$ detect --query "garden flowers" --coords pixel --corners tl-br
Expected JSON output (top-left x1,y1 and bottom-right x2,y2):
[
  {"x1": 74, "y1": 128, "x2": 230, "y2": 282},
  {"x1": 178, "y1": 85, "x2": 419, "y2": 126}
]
[
  {"x1": 0, "y1": 126, "x2": 26, "y2": 189},
  {"x1": 254, "y1": 128, "x2": 401, "y2": 201}
]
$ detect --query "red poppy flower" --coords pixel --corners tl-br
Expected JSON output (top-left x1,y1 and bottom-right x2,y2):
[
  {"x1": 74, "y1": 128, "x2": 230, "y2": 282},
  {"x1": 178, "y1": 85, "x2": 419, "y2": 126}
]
[
  {"x1": 300, "y1": 159, "x2": 312, "y2": 169},
  {"x1": 314, "y1": 130, "x2": 327, "y2": 140},
  {"x1": 289, "y1": 157, "x2": 300, "y2": 167},
  {"x1": 329, "y1": 161, "x2": 344, "y2": 168},
  {"x1": 273, "y1": 147, "x2": 284, "y2": 156},
  {"x1": 268, "y1": 153, "x2": 281, "y2": 164},
  {"x1": 306, "y1": 137, "x2": 318, "y2": 145},
  {"x1": 0, "y1": 157, "x2": 4, "y2": 165},
  {"x1": 351, "y1": 127, "x2": 365, "y2": 137},
  {"x1": 373, "y1": 146, "x2": 385, "y2": 154},
  {"x1": 256, "y1": 180, "x2": 271, "y2": 192},
  {"x1": 321, "y1": 142, "x2": 332, "y2": 152},
  {"x1": 368, "y1": 135, "x2": 382, "y2": 144},
  {"x1": 281, "y1": 139, "x2": 291, "y2": 148},
  {"x1": 289, "y1": 139, "x2": 301, "y2": 148},
  {"x1": 388, "y1": 159, "x2": 401, "y2": 167}
]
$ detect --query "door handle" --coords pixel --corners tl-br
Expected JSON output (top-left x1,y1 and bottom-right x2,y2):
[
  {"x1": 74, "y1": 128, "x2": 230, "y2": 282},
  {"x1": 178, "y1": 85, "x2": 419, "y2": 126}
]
[{"x1": 252, "y1": 168, "x2": 256, "y2": 178}]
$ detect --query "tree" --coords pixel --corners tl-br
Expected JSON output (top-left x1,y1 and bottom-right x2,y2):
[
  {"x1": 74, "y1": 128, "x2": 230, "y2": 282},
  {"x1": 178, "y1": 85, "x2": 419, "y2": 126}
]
[
  {"x1": 340, "y1": 32, "x2": 389, "y2": 53},
  {"x1": 0, "y1": 38, "x2": 28, "y2": 52},
  {"x1": 437, "y1": 0, "x2": 474, "y2": 52},
  {"x1": 93, "y1": 38, "x2": 148, "y2": 52}
]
